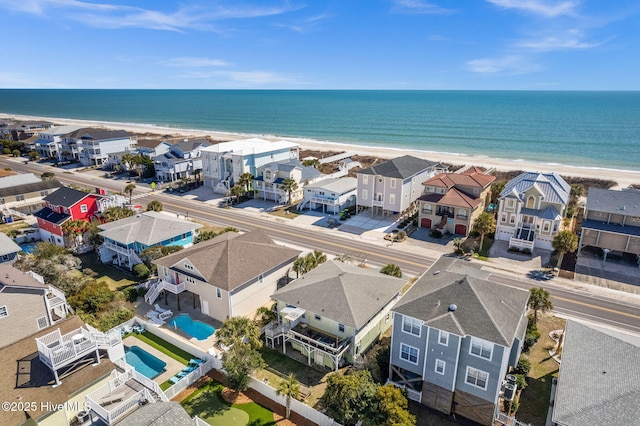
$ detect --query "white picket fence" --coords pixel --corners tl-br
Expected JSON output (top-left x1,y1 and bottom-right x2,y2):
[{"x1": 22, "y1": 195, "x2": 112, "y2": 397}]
[{"x1": 164, "y1": 358, "x2": 218, "y2": 400}]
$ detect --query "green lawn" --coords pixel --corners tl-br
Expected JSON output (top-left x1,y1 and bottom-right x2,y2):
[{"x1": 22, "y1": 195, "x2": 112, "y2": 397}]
[
  {"x1": 516, "y1": 314, "x2": 565, "y2": 425},
  {"x1": 182, "y1": 381, "x2": 275, "y2": 426},
  {"x1": 132, "y1": 332, "x2": 193, "y2": 365},
  {"x1": 77, "y1": 252, "x2": 139, "y2": 290}
]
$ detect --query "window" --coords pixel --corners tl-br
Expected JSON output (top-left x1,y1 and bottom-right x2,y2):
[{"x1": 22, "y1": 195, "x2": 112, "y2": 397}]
[
  {"x1": 0, "y1": 305, "x2": 7, "y2": 318},
  {"x1": 458, "y1": 209, "x2": 467, "y2": 218},
  {"x1": 181, "y1": 233, "x2": 187, "y2": 239},
  {"x1": 439, "y1": 330, "x2": 449, "y2": 346},
  {"x1": 466, "y1": 367, "x2": 489, "y2": 390},
  {"x1": 258, "y1": 274, "x2": 264, "y2": 283},
  {"x1": 402, "y1": 316, "x2": 421, "y2": 336},
  {"x1": 506, "y1": 199, "x2": 515, "y2": 209},
  {"x1": 435, "y1": 359, "x2": 445, "y2": 375},
  {"x1": 470, "y1": 338, "x2": 493, "y2": 360},
  {"x1": 526, "y1": 196, "x2": 536, "y2": 209},
  {"x1": 362, "y1": 175, "x2": 368, "y2": 184},
  {"x1": 543, "y1": 222, "x2": 550, "y2": 232},
  {"x1": 184, "y1": 264, "x2": 194, "y2": 271},
  {"x1": 0, "y1": 198, "x2": 4, "y2": 204},
  {"x1": 16, "y1": 195, "x2": 25, "y2": 202},
  {"x1": 216, "y1": 288, "x2": 222, "y2": 298},
  {"x1": 186, "y1": 276, "x2": 196, "y2": 284},
  {"x1": 40, "y1": 191, "x2": 49, "y2": 197},
  {"x1": 1, "y1": 254, "x2": 9, "y2": 261},
  {"x1": 509, "y1": 214, "x2": 515, "y2": 224},
  {"x1": 389, "y1": 194, "x2": 396, "y2": 205},
  {"x1": 501, "y1": 213, "x2": 507, "y2": 223},
  {"x1": 80, "y1": 204, "x2": 87, "y2": 213},
  {"x1": 423, "y1": 204, "x2": 432, "y2": 213},
  {"x1": 631, "y1": 217, "x2": 640, "y2": 223},
  {"x1": 400, "y1": 344, "x2": 419, "y2": 364},
  {"x1": 390, "y1": 179, "x2": 396, "y2": 189},
  {"x1": 362, "y1": 189, "x2": 368, "y2": 200},
  {"x1": 314, "y1": 314, "x2": 321, "y2": 321},
  {"x1": 37, "y1": 316, "x2": 48, "y2": 330},
  {"x1": 338, "y1": 323, "x2": 345, "y2": 333}
]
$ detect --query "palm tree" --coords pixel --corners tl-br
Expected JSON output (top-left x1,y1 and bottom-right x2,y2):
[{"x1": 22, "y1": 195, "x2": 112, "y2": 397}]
[
  {"x1": 61, "y1": 219, "x2": 89, "y2": 248},
  {"x1": 280, "y1": 177, "x2": 299, "y2": 205},
  {"x1": 528, "y1": 287, "x2": 553, "y2": 324},
  {"x1": 124, "y1": 183, "x2": 136, "y2": 204},
  {"x1": 103, "y1": 206, "x2": 135, "y2": 222},
  {"x1": 490, "y1": 180, "x2": 507, "y2": 205},
  {"x1": 276, "y1": 373, "x2": 300, "y2": 420},
  {"x1": 193, "y1": 168, "x2": 202, "y2": 187},
  {"x1": 229, "y1": 184, "x2": 244, "y2": 205},
  {"x1": 238, "y1": 172, "x2": 254, "y2": 197},
  {"x1": 307, "y1": 250, "x2": 327, "y2": 268},
  {"x1": 146, "y1": 200, "x2": 163, "y2": 212},
  {"x1": 552, "y1": 230, "x2": 578, "y2": 269},
  {"x1": 40, "y1": 172, "x2": 55, "y2": 181},
  {"x1": 472, "y1": 212, "x2": 496, "y2": 254},
  {"x1": 255, "y1": 306, "x2": 277, "y2": 328},
  {"x1": 121, "y1": 152, "x2": 135, "y2": 171},
  {"x1": 292, "y1": 256, "x2": 306, "y2": 278},
  {"x1": 215, "y1": 317, "x2": 262, "y2": 350},
  {"x1": 380, "y1": 263, "x2": 402, "y2": 278}
]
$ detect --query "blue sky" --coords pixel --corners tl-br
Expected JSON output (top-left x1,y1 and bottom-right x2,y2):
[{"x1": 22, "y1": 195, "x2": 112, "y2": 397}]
[{"x1": 1, "y1": 0, "x2": 638, "y2": 89}]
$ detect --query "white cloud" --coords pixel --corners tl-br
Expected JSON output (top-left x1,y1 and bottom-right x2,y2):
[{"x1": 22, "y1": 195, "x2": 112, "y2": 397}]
[
  {"x1": 466, "y1": 55, "x2": 541, "y2": 74},
  {"x1": 274, "y1": 12, "x2": 333, "y2": 33},
  {"x1": 517, "y1": 29, "x2": 604, "y2": 51},
  {"x1": 486, "y1": 0, "x2": 579, "y2": 17},
  {"x1": 0, "y1": 0, "x2": 300, "y2": 32},
  {"x1": 390, "y1": 0, "x2": 455, "y2": 15},
  {"x1": 165, "y1": 57, "x2": 231, "y2": 68},
  {"x1": 177, "y1": 69, "x2": 298, "y2": 86}
]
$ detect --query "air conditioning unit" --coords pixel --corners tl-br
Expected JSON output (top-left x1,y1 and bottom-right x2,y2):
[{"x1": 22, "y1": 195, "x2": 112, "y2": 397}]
[
  {"x1": 506, "y1": 374, "x2": 517, "y2": 386},
  {"x1": 76, "y1": 410, "x2": 90, "y2": 424},
  {"x1": 504, "y1": 383, "x2": 516, "y2": 401}
]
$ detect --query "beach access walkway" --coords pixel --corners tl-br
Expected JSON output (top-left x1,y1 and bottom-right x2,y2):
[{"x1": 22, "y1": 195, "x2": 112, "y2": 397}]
[{"x1": 319, "y1": 151, "x2": 356, "y2": 164}]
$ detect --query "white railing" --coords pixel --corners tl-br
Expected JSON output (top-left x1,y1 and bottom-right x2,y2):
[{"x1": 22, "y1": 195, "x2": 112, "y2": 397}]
[
  {"x1": 36, "y1": 328, "x2": 97, "y2": 369},
  {"x1": 406, "y1": 388, "x2": 422, "y2": 402},
  {"x1": 145, "y1": 283, "x2": 162, "y2": 304},
  {"x1": 164, "y1": 358, "x2": 214, "y2": 400},
  {"x1": 144, "y1": 279, "x2": 186, "y2": 305},
  {"x1": 103, "y1": 241, "x2": 135, "y2": 255},
  {"x1": 131, "y1": 370, "x2": 169, "y2": 402},
  {"x1": 372, "y1": 199, "x2": 384, "y2": 207},
  {"x1": 193, "y1": 416, "x2": 210, "y2": 426},
  {"x1": 311, "y1": 196, "x2": 340, "y2": 205},
  {"x1": 495, "y1": 411, "x2": 531, "y2": 426},
  {"x1": 509, "y1": 237, "x2": 535, "y2": 251}
]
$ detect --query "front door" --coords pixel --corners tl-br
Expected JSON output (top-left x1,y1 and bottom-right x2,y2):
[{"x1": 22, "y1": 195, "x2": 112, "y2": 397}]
[
  {"x1": 421, "y1": 218, "x2": 432, "y2": 228},
  {"x1": 201, "y1": 300, "x2": 209, "y2": 316},
  {"x1": 455, "y1": 224, "x2": 467, "y2": 235}
]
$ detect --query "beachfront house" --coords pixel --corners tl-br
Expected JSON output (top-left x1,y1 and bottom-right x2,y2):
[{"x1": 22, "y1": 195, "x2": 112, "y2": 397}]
[
  {"x1": 153, "y1": 138, "x2": 210, "y2": 183},
  {"x1": 356, "y1": 155, "x2": 444, "y2": 217},
  {"x1": 266, "y1": 260, "x2": 406, "y2": 371},
  {"x1": 387, "y1": 257, "x2": 529, "y2": 426},
  {"x1": 495, "y1": 172, "x2": 570, "y2": 251},
  {"x1": 97, "y1": 211, "x2": 203, "y2": 270},
  {"x1": 34, "y1": 125, "x2": 83, "y2": 159},
  {"x1": 134, "y1": 138, "x2": 173, "y2": 158},
  {"x1": 0, "y1": 173, "x2": 63, "y2": 218},
  {"x1": 253, "y1": 159, "x2": 322, "y2": 204},
  {"x1": 0, "y1": 265, "x2": 71, "y2": 347},
  {"x1": 417, "y1": 168, "x2": 495, "y2": 236},
  {"x1": 298, "y1": 177, "x2": 358, "y2": 214},
  {"x1": 0, "y1": 233, "x2": 22, "y2": 264},
  {"x1": 0, "y1": 119, "x2": 53, "y2": 141},
  {"x1": 551, "y1": 320, "x2": 640, "y2": 426},
  {"x1": 201, "y1": 138, "x2": 300, "y2": 194},
  {"x1": 57, "y1": 128, "x2": 136, "y2": 166},
  {"x1": 148, "y1": 230, "x2": 300, "y2": 323},
  {"x1": 34, "y1": 186, "x2": 103, "y2": 247},
  {"x1": 577, "y1": 187, "x2": 640, "y2": 264}
]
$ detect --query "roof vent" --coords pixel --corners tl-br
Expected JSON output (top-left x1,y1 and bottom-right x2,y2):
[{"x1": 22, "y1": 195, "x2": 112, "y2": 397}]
[
  {"x1": 448, "y1": 303, "x2": 457, "y2": 312},
  {"x1": 433, "y1": 270, "x2": 440, "y2": 275},
  {"x1": 620, "y1": 205, "x2": 625, "y2": 210},
  {"x1": 435, "y1": 300, "x2": 440, "y2": 307}
]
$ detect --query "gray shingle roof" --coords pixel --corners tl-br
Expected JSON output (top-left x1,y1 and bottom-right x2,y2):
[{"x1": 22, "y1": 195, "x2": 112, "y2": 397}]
[
  {"x1": 33, "y1": 207, "x2": 70, "y2": 225},
  {"x1": 392, "y1": 257, "x2": 529, "y2": 346},
  {"x1": 0, "y1": 173, "x2": 42, "y2": 189},
  {"x1": 552, "y1": 320, "x2": 640, "y2": 426},
  {"x1": 173, "y1": 138, "x2": 210, "y2": 153},
  {"x1": 98, "y1": 212, "x2": 202, "y2": 246},
  {"x1": 64, "y1": 128, "x2": 131, "y2": 140},
  {"x1": 0, "y1": 179, "x2": 62, "y2": 199},
  {"x1": 358, "y1": 155, "x2": 438, "y2": 179},
  {"x1": 272, "y1": 260, "x2": 406, "y2": 329},
  {"x1": 500, "y1": 172, "x2": 570, "y2": 205},
  {"x1": 306, "y1": 177, "x2": 358, "y2": 194},
  {"x1": 0, "y1": 233, "x2": 21, "y2": 257},
  {"x1": 586, "y1": 187, "x2": 640, "y2": 216},
  {"x1": 42, "y1": 186, "x2": 94, "y2": 207},
  {"x1": 154, "y1": 230, "x2": 300, "y2": 291}
]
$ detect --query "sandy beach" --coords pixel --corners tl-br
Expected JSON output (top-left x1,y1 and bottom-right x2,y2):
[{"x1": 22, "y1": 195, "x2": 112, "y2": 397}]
[{"x1": 3, "y1": 112, "x2": 639, "y2": 189}]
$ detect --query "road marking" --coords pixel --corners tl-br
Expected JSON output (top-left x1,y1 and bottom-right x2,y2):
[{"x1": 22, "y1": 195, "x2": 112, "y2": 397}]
[{"x1": 553, "y1": 295, "x2": 640, "y2": 320}]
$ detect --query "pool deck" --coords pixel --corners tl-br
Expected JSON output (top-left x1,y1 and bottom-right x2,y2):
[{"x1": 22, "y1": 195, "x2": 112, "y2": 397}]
[
  {"x1": 123, "y1": 335, "x2": 185, "y2": 384},
  {"x1": 135, "y1": 299, "x2": 221, "y2": 353}
]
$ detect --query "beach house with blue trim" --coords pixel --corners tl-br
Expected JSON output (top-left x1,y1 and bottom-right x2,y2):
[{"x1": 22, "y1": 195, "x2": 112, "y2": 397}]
[
  {"x1": 388, "y1": 257, "x2": 529, "y2": 426},
  {"x1": 98, "y1": 211, "x2": 202, "y2": 270}
]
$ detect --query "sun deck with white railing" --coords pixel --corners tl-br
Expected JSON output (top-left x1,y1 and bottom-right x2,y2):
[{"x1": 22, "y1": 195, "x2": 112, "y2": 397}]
[{"x1": 144, "y1": 278, "x2": 186, "y2": 305}]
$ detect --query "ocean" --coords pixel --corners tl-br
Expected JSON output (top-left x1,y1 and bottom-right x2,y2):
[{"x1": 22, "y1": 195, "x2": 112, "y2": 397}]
[{"x1": 0, "y1": 89, "x2": 638, "y2": 171}]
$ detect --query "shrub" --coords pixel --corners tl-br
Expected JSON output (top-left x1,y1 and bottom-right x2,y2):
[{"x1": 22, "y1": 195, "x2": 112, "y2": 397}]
[
  {"x1": 394, "y1": 231, "x2": 407, "y2": 241},
  {"x1": 514, "y1": 357, "x2": 532, "y2": 376},
  {"x1": 503, "y1": 398, "x2": 519, "y2": 414},
  {"x1": 514, "y1": 374, "x2": 528, "y2": 390},
  {"x1": 133, "y1": 263, "x2": 150, "y2": 279},
  {"x1": 98, "y1": 307, "x2": 134, "y2": 331},
  {"x1": 375, "y1": 346, "x2": 390, "y2": 380},
  {"x1": 82, "y1": 268, "x2": 98, "y2": 278},
  {"x1": 430, "y1": 229, "x2": 442, "y2": 239},
  {"x1": 122, "y1": 286, "x2": 139, "y2": 303},
  {"x1": 522, "y1": 248, "x2": 532, "y2": 255}
]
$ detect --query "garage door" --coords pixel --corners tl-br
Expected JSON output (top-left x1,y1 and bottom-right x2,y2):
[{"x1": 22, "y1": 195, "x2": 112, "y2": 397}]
[
  {"x1": 421, "y1": 218, "x2": 432, "y2": 229},
  {"x1": 455, "y1": 224, "x2": 467, "y2": 235}
]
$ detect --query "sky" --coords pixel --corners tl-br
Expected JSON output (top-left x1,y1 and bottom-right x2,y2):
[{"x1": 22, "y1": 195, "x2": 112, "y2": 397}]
[{"x1": 1, "y1": 0, "x2": 639, "y2": 90}]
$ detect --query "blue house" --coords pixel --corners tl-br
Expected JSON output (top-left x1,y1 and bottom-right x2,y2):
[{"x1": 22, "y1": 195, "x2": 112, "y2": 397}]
[
  {"x1": 388, "y1": 257, "x2": 529, "y2": 426},
  {"x1": 0, "y1": 232, "x2": 22, "y2": 264},
  {"x1": 97, "y1": 211, "x2": 202, "y2": 270}
]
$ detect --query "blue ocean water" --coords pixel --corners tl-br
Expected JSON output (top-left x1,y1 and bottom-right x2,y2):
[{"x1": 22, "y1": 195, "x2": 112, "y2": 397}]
[{"x1": 0, "y1": 89, "x2": 638, "y2": 170}]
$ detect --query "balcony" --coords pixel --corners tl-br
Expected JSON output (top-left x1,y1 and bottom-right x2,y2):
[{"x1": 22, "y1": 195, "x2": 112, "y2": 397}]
[
  {"x1": 436, "y1": 208, "x2": 455, "y2": 218},
  {"x1": 311, "y1": 196, "x2": 339, "y2": 205},
  {"x1": 372, "y1": 198, "x2": 384, "y2": 207}
]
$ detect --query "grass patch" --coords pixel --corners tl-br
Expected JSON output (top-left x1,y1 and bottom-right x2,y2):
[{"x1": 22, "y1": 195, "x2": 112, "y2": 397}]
[
  {"x1": 182, "y1": 380, "x2": 275, "y2": 426},
  {"x1": 160, "y1": 381, "x2": 173, "y2": 391},
  {"x1": 0, "y1": 221, "x2": 29, "y2": 234},
  {"x1": 268, "y1": 205, "x2": 300, "y2": 219},
  {"x1": 516, "y1": 314, "x2": 565, "y2": 425},
  {"x1": 77, "y1": 252, "x2": 138, "y2": 290},
  {"x1": 131, "y1": 332, "x2": 192, "y2": 365}
]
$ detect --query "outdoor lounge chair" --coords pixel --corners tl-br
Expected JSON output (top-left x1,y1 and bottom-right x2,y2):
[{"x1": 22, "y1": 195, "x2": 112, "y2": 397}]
[
  {"x1": 145, "y1": 310, "x2": 159, "y2": 319},
  {"x1": 181, "y1": 366, "x2": 196, "y2": 375},
  {"x1": 120, "y1": 325, "x2": 133, "y2": 336},
  {"x1": 154, "y1": 304, "x2": 170, "y2": 314},
  {"x1": 132, "y1": 323, "x2": 145, "y2": 333},
  {"x1": 168, "y1": 375, "x2": 182, "y2": 384},
  {"x1": 149, "y1": 316, "x2": 165, "y2": 327},
  {"x1": 188, "y1": 358, "x2": 203, "y2": 366},
  {"x1": 157, "y1": 310, "x2": 173, "y2": 321}
]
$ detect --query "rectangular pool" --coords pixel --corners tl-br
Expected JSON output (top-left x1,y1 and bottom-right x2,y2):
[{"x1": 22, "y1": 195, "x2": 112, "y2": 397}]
[
  {"x1": 125, "y1": 345, "x2": 167, "y2": 379},
  {"x1": 169, "y1": 314, "x2": 215, "y2": 341}
]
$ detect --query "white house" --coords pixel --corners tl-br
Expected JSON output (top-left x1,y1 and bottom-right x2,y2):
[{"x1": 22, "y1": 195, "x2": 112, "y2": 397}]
[
  {"x1": 154, "y1": 139, "x2": 210, "y2": 183},
  {"x1": 299, "y1": 177, "x2": 358, "y2": 214},
  {"x1": 201, "y1": 138, "x2": 300, "y2": 194},
  {"x1": 58, "y1": 128, "x2": 136, "y2": 166},
  {"x1": 495, "y1": 172, "x2": 570, "y2": 251},
  {"x1": 254, "y1": 159, "x2": 322, "y2": 204},
  {"x1": 34, "y1": 125, "x2": 83, "y2": 159}
]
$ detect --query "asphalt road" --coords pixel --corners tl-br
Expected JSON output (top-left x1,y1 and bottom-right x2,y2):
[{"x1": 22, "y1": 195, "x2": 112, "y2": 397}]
[{"x1": 8, "y1": 158, "x2": 640, "y2": 334}]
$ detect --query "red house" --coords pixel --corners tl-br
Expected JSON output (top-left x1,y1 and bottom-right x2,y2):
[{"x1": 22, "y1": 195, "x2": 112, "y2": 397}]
[{"x1": 34, "y1": 187, "x2": 103, "y2": 246}]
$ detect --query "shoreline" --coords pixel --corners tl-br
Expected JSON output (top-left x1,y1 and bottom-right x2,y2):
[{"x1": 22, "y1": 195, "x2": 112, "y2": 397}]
[{"x1": 3, "y1": 112, "x2": 639, "y2": 189}]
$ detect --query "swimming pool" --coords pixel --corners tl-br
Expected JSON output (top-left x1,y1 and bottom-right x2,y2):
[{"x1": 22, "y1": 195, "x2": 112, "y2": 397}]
[
  {"x1": 125, "y1": 345, "x2": 167, "y2": 379},
  {"x1": 19, "y1": 242, "x2": 37, "y2": 254},
  {"x1": 169, "y1": 314, "x2": 215, "y2": 340}
]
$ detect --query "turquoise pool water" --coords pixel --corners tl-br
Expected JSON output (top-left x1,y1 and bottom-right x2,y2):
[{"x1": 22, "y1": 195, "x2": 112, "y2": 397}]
[
  {"x1": 125, "y1": 345, "x2": 166, "y2": 379},
  {"x1": 169, "y1": 315, "x2": 215, "y2": 340},
  {"x1": 19, "y1": 242, "x2": 37, "y2": 254}
]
